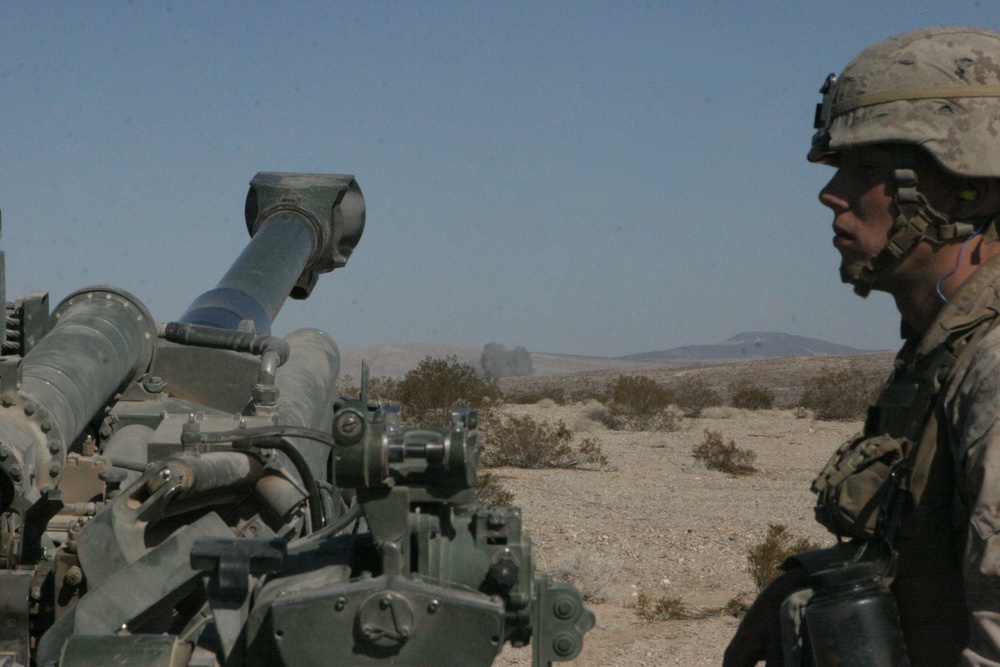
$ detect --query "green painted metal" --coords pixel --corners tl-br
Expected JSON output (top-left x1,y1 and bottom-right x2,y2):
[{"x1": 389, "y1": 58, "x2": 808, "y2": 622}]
[{"x1": 0, "y1": 173, "x2": 592, "y2": 667}]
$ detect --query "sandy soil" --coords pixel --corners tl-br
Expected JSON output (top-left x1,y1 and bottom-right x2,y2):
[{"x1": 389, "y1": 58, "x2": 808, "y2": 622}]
[{"x1": 486, "y1": 401, "x2": 863, "y2": 666}]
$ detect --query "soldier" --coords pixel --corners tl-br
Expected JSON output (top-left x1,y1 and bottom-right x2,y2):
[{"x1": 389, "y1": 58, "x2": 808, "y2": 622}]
[{"x1": 724, "y1": 27, "x2": 1000, "y2": 667}]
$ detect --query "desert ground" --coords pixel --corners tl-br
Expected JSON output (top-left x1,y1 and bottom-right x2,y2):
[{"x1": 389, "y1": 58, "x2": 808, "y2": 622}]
[{"x1": 478, "y1": 352, "x2": 896, "y2": 666}]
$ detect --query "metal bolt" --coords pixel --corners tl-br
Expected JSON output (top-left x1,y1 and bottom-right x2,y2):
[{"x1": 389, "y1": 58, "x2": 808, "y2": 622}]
[
  {"x1": 23, "y1": 404, "x2": 35, "y2": 417},
  {"x1": 64, "y1": 566, "x2": 83, "y2": 586},
  {"x1": 40, "y1": 420, "x2": 52, "y2": 433},
  {"x1": 553, "y1": 635, "x2": 575, "y2": 657},
  {"x1": 9, "y1": 465, "x2": 21, "y2": 481},
  {"x1": 0, "y1": 446, "x2": 10, "y2": 460},
  {"x1": 362, "y1": 625, "x2": 373, "y2": 637},
  {"x1": 159, "y1": 468, "x2": 172, "y2": 481},
  {"x1": 553, "y1": 598, "x2": 575, "y2": 620},
  {"x1": 427, "y1": 599, "x2": 439, "y2": 614},
  {"x1": 334, "y1": 596, "x2": 347, "y2": 612},
  {"x1": 49, "y1": 463, "x2": 62, "y2": 477},
  {"x1": 48, "y1": 440, "x2": 62, "y2": 455}
]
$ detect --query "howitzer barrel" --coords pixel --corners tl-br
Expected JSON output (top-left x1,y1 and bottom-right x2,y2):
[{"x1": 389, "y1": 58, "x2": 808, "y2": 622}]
[
  {"x1": 180, "y1": 173, "x2": 365, "y2": 335},
  {"x1": 2, "y1": 287, "x2": 156, "y2": 503}
]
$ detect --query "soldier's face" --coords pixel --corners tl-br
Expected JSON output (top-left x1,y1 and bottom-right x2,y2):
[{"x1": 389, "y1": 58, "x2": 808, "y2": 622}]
[{"x1": 819, "y1": 147, "x2": 898, "y2": 281}]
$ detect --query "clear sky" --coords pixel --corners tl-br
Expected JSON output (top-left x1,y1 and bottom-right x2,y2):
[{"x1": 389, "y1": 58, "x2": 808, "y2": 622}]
[{"x1": 1, "y1": 2, "x2": 995, "y2": 357}]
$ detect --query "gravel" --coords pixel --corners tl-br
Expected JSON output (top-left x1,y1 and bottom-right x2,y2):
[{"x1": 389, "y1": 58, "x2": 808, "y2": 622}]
[{"x1": 488, "y1": 402, "x2": 860, "y2": 666}]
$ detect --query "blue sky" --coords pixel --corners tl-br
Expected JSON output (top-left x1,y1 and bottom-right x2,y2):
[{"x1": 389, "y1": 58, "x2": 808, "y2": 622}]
[{"x1": 1, "y1": 2, "x2": 996, "y2": 357}]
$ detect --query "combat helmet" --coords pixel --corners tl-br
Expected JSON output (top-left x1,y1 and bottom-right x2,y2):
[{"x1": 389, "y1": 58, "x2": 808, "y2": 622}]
[{"x1": 809, "y1": 26, "x2": 1000, "y2": 295}]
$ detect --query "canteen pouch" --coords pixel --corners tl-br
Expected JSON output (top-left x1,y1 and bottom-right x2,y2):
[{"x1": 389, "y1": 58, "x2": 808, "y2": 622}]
[{"x1": 811, "y1": 434, "x2": 913, "y2": 541}]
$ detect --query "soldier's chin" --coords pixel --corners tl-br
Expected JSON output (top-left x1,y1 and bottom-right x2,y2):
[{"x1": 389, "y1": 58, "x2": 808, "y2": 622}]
[{"x1": 840, "y1": 264, "x2": 872, "y2": 298}]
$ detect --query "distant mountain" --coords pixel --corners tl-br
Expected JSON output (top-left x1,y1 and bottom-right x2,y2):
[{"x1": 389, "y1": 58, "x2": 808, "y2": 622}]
[{"x1": 619, "y1": 332, "x2": 879, "y2": 361}]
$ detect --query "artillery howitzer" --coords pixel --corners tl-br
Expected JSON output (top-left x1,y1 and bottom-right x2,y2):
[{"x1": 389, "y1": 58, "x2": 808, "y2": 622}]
[{"x1": 0, "y1": 173, "x2": 593, "y2": 666}]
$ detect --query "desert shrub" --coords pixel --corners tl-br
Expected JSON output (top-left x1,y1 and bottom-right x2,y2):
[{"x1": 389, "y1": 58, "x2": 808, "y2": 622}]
[
  {"x1": 637, "y1": 591, "x2": 753, "y2": 621},
  {"x1": 673, "y1": 377, "x2": 723, "y2": 417},
  {"x1": 480, "y1": 414, "x2": 608, "y2": 469},
  {"x1": 692, "y1": 429, "x2": 757, "y2": 476},
  {"x1": 635, "y1": 592, "x2": 695, "y2": 621},
  {"x1": 337, "y1": 373, "x2": 359, "y2": 396},
  {"x1": 548, "y1": 551, "x2": 622, "y2": 603},
  {"x1": 799, "y1": 364, "x2": 883, "y2": 421},
  {"x1": 503, "y1": 386, "x2": 567, "y2": 405},
  {"x1": 567, "y1": 379, "x2": 606, "y2": 404},
  {"x1": 727, "y1": 379, "x2": 775, "y2": 410},
  {"x1": 365, "y1": 376, "x2": 398, "y2": 402},
  {"x1": 392, "y1": 356, "x2": 500, "y2": 427},
  {"x1": 699, "y1": 406, "x2": 735, "y2": 419},
  {"x1": 719, "y1": 593, "x2": 752, "y2": 617},
  {"x1": 475, "y1": 470, "x2": 515, "y2": 506},
  {"x1": 747, "y1": 524, "x2": 824, "y2": 593},
  {"x1": 602, "y1": 375, "x2": 677, "y2": 431},
  {"x1": 582, "y1": 401, "x2": 609, "y2": 424}
]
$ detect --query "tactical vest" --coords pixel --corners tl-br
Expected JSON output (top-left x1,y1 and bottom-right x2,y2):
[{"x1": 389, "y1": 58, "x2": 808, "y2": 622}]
[{"x1": 810, "y1": 254, "x2": 1000, "y2": 667}]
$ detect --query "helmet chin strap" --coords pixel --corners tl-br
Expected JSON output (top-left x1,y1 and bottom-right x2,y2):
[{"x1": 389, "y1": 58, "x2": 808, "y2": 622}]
[{"x1": 841, "y1": 168, "x2": 982, "y2": 298}]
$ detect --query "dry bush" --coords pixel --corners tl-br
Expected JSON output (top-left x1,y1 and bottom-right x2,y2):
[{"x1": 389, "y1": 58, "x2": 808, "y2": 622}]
[
  {"x1": 582, "y1": 401, "x2": 610, "y2": 424},
  {"x1": 602, "y1": 375, "x2": 678, "y2": 431},
  {"x1": 692, "y1": 429, "x2": 757, "y2": 476},
  {"x1": 799, "y1": 364, "x2": 883, "y2": 421},
  {"x1": 475, "y1": 470, "x2": 515, "y2": 507},
  {"x1": 391, "y1": 356, "x2": 499, "y2": 427},
  {"x1": 503, "y1": 386, "x2": 567, "y2": 405},
  {"x1": 636, "y1": 591, "x2": 752, "y2": 621},
  {"x1": 699, "y1": 406, "x2": 735, "y2": 419},
  {"x1": 568, "y1": 379, "x2": 607, "y2": 404},
  {"x1": 548, "y1": 551, "x2": 622, "y2": 603},
  {"x1": 480, "y1": 414, "x2": 608, "y2": 469},
  {"x1": 719, "y1": 593, "x2": 752, "y2": 617},
  {"x1": 727, "y1": 379, "x2": 775, "y2": 410},
  {"x1": 747, "y1": 523, "x2": 823, "y2": 593},
  {"x1": 337, "y1": 373, "x2": 359, "y2": 396},
  {"x1": 674, "y1": 377, "x2": 723, "y2": 417},
  {"x1": 366, "y1": 375, "x2": 398, "y2": 402},
  {"x1": 635, "y1": 592, "x2": 695, "y2": 621}
]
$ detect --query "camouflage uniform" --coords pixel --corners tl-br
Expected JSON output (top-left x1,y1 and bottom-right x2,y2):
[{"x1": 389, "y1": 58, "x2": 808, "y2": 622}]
[
  {"x1": 719, "y1": 27, "x2": 1000, "y2": 667},
  {"x1": 803, "y1": 26, "x2": 1000, "y2": 667}
]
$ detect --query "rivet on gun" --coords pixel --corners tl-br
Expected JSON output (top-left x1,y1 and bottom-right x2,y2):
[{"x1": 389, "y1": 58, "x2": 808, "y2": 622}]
[
  {"x1": 334, "y1": 596, "x2": 348, "y2": 611},
  {"x1": 23, "y1": 404, "x2": 35, "y2": 417},
  {"x1": 553, "y1": 598, "x2": 575, "y2": 619},
  {"x1": 553, "y1": 635, "x2": 575, "y2": 657},
  {"x1": 427, "y1": 599, "x2": 439, "y2": 613}
]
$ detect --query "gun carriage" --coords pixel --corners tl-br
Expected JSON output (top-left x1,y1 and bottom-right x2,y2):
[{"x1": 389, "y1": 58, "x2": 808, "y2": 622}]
[{"x1": 0, "y1": 173, "x2": 593, "y2": 667}]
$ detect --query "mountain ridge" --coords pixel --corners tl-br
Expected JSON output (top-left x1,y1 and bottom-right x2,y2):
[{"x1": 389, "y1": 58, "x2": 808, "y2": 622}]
[
  {"x1": 619, "y1": 331, "x2": 879, "y2": 361},
  {"x1": 339, "y1": 332, "x2": 884, "y2": 380}
]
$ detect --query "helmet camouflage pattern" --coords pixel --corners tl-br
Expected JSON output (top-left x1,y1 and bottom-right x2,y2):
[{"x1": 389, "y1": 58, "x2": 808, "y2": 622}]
[{"x1": 810, "y1": 26, "x2": 1000, "y2": 178}]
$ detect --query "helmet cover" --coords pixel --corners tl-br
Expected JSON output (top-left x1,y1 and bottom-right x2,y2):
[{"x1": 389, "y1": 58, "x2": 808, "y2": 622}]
[{"x1": 810, "y1": 26, "x2": 1000, "y2": 177}]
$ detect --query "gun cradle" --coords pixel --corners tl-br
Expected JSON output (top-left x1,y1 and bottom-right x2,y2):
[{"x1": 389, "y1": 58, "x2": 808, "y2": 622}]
[{"x1": 0, "y1": 173, "x2": 593, "y2": 667}]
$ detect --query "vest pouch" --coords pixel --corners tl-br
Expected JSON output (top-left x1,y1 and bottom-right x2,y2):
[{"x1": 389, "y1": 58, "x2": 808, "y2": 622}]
[{"x1": 811, "y1": 434, "x2": 912, "y2": 541}]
